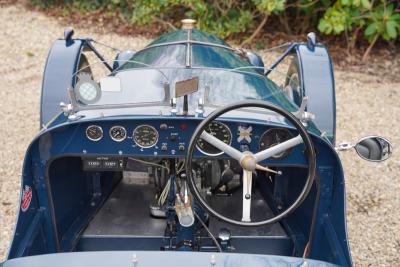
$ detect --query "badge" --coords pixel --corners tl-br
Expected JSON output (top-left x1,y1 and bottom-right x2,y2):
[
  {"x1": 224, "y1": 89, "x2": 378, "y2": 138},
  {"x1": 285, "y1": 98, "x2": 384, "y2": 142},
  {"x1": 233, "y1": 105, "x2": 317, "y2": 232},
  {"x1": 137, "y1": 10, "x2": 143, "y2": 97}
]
[
  {"x1": 237, "y1": 125, "x2": 253, "y2": 143},
  {"x1": 21, "y1": 185, "x2": 32, "y2": 212}
]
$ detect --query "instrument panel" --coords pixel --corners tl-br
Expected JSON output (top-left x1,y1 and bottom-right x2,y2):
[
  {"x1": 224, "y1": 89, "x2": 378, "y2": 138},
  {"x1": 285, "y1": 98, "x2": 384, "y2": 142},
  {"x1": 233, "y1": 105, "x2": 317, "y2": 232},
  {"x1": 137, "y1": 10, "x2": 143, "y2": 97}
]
[{"x1": 83, "y1": 118, "x2": 298, "y2": 160}]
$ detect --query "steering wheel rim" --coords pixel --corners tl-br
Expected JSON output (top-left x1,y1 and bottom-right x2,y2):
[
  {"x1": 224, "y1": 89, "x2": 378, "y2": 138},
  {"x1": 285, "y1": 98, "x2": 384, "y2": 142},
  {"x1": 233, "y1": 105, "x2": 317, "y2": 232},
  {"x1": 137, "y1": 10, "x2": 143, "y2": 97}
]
[{"x1": 185, "y1": 100, "x2": 316, "y2": 227}]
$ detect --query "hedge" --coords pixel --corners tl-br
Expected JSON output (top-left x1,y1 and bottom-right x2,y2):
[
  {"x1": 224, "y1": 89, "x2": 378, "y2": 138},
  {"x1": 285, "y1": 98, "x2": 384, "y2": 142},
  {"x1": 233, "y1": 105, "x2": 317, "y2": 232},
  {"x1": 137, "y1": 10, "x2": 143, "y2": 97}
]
[{"x1": 30, "y1": 0, "x2": 400, "y2": 60}]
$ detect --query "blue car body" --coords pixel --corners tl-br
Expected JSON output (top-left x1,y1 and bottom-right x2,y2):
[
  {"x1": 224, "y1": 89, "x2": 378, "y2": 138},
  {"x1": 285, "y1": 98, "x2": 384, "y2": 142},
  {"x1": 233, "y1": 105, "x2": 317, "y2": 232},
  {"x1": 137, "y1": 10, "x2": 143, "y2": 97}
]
[{"x1": 2, "y1": 28, "x2": 351, "y2": 266}]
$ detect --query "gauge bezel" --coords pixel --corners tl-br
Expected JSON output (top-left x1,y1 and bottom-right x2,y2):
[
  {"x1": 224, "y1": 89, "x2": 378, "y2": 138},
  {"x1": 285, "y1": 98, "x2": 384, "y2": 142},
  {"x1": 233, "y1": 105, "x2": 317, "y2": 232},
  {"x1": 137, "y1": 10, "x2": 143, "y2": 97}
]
[
  {"x1": 109, "y1": 125, "x2": 127, "y2": 142},
  {"x1": 259, "y1": 128, "x2": 294, "y2": 159},
  {"x1": 196, "y1": 121, "x2": 232, "y2": 156},
  {"x1": 86, "y1": 125, "x2": 103, "y2": 141},
  {"x1": 133, "y1": 124, "x2": 159, "y2": 148}
]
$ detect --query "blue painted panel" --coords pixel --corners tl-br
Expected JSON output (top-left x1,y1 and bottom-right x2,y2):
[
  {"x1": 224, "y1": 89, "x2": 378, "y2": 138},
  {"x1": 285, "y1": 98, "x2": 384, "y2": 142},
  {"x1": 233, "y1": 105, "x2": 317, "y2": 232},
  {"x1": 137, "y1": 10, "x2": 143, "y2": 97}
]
[
  {"x1": 297, "y1": 44, "x2": 336, "y2": 144},
  {"x1": 40, "y1": 39, "x2": 84, "y2": 127},
  {"x1": 7, "y1": 154, "x2": 47, "y2": 259},
  {"x1": 2, "y1": 251, "x2": 339, "y2": 267}
]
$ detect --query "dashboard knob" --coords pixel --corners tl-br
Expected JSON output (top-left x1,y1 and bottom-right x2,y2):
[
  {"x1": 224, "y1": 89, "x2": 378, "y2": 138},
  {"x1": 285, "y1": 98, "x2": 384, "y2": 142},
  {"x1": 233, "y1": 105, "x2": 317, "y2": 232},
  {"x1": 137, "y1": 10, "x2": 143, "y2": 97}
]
[
  {"x1": 170, "y1": 134, "x2": 177, "y2": 141},
  {"x1": 218, "y1": 228, "x2": 231, "y2": 242},
  {"x1": 161, "y1": 145, "x2": 168, "y2": 151},
  {"x1": 160, "y1": 123, "x2": 168, "y2": 130},
  {"x1": 178, "y1": 144, "x2": 185, "y2": 151}
]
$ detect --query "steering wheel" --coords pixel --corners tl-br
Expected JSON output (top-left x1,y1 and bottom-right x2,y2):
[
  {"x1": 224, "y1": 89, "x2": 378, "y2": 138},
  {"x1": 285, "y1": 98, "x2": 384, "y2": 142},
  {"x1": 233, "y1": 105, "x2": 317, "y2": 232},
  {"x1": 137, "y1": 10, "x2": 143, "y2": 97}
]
[{"x1": 185, "y1": 100, "x2": 316, "y2": 227}]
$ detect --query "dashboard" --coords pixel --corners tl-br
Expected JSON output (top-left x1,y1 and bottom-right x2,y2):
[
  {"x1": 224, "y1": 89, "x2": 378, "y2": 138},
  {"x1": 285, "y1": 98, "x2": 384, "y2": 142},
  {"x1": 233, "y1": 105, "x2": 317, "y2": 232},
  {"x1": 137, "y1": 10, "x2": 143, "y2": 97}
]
[{"x1": 75, "y1": 117, "x2": 305, "y2": 164}]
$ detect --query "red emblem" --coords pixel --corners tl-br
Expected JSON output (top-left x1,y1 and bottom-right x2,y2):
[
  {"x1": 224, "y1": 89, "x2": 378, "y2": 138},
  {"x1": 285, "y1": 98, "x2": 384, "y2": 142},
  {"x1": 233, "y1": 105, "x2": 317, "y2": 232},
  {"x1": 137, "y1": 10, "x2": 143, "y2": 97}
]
[{"x1": 21, "y1": 185, "x2": 32, "y2": 212}]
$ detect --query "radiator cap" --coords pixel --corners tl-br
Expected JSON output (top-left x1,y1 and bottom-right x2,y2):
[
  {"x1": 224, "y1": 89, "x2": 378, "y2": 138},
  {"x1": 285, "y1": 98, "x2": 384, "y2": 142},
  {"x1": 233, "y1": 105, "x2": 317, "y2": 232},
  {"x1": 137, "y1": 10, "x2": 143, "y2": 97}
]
[{"x1": 181, "y1": 19, "x2": 196, "y2": 30}]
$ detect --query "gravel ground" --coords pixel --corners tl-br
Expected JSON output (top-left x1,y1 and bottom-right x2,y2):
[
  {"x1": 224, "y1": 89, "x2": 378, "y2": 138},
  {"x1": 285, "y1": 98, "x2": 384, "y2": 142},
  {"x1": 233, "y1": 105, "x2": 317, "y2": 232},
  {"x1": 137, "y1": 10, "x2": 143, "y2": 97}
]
[{"x1": 0, "y1": 3, "x2": 399, "y2": 266}]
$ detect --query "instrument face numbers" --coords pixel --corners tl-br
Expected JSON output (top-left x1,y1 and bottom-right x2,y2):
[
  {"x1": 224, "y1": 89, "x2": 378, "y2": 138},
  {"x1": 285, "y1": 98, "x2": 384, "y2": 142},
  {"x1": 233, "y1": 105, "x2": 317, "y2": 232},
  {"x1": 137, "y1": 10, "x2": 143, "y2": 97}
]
[{"x1": 133, "y1": 125, "x2": 159, "y2": 148}]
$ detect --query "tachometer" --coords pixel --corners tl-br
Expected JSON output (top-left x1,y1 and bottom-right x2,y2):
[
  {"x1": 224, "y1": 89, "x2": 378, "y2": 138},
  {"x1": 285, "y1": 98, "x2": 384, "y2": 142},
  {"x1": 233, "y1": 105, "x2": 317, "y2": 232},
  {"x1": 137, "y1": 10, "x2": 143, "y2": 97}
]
[
  {"x1": 133, "y1": 125, "x2": 159, "y2": 148},
  {"x1": 196, "y1": 121, "x2": 232, "y2": 156},
  {"x1": 259, "y1": 128, "x2": 293, "y2": 159},
  {"x1": 110, "y1": 126, "x2": 127, "y2": 142},
  {"x1": 86, "y1": 125, "x2": 103, "y2": 141}
]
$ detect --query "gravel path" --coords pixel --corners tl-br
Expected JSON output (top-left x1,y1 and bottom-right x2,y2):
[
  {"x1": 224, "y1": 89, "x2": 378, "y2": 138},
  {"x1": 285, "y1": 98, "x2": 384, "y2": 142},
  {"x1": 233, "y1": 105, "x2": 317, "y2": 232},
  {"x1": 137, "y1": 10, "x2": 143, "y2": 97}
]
[{"x1": 0, "y1": 3, "x2": 399, "y2": 266}]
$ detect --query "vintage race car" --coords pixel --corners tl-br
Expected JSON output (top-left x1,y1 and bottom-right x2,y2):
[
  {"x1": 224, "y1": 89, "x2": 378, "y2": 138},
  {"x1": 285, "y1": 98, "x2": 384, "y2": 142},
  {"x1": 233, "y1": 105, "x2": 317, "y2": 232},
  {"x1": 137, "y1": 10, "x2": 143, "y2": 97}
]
[{"x1": 1, "y1": 20, "x2": 393, "y2": 267}]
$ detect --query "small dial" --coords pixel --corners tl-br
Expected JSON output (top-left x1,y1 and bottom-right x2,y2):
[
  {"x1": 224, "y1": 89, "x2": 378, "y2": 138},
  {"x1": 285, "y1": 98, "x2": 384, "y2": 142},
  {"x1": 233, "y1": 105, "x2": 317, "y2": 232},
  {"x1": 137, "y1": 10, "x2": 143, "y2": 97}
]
[
  {"x1": 133, "y1": 125, "x2": 159, "y2": 148},
  {"x1": 196, "y1": 121, "x2": 232, "y2": 156},
  {"x1": 259, "y1": 128, "x2": 293, "y2": 159},
  {"x1": 110, "y1": 126, "x2": 127, "y2": 142},
  {"x1": 86, "y1": 125, "x2": 103, "y2": 141}
]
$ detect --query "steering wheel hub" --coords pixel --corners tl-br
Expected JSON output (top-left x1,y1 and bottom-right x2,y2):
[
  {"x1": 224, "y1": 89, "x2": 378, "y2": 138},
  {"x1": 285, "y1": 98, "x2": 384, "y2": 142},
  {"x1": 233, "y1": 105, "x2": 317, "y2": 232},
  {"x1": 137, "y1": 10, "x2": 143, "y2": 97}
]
[{"x1": 240, "y1": 153, "x2": 257, "y2": 171}]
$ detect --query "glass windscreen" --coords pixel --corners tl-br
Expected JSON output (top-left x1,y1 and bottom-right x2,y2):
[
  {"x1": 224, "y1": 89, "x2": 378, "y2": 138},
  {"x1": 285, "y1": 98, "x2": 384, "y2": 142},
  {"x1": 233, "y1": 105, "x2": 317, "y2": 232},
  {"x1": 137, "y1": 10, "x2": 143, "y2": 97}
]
[{"x1": 72, "y1": 64, "x2": 297, "y2": 112}]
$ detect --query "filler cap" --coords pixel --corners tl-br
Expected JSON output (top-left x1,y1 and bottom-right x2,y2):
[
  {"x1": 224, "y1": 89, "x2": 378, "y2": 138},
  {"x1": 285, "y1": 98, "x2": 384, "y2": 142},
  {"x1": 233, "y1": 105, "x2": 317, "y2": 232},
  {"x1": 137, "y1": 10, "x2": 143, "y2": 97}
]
[{"x1": 181, "y1": 19, "x2": 196, "y2": 30}]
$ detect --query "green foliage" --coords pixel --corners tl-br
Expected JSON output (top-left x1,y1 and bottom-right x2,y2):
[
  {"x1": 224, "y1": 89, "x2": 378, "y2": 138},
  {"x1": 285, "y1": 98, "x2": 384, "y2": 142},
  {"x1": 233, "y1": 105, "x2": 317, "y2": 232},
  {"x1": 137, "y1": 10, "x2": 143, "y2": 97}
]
[
  {"x1": 252, "y1": 0, "x2": 287, "y2": 15},
  {"x1": 30, "y1": 0, "x2": 399, "y2": 47},
  {"x1": 128, "y1": 0, "x2": 255, "y2": 38},
  {"x1": 318, "y1": 0, "x2": 400, "y2": 43}
]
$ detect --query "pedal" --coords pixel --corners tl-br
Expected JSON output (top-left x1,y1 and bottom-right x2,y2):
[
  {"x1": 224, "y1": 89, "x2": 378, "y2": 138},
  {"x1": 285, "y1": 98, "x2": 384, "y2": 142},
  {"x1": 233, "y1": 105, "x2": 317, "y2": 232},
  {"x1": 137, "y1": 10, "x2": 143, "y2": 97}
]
[{"x1": 149, "y1": 204, "x2": 167, "y2": 218}]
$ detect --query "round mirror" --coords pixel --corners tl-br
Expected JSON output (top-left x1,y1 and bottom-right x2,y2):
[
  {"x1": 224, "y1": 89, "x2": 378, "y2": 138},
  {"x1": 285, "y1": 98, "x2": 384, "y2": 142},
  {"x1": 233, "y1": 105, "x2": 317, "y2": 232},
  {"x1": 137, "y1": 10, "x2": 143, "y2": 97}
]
[{"x1": 355, "y1": 136, "x2": 393, "y2": 162}]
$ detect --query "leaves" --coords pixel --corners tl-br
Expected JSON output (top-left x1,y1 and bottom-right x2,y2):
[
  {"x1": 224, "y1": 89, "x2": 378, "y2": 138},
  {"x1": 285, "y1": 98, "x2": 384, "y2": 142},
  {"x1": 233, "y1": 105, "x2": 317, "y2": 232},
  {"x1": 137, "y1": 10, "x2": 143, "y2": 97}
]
[
  {"x1": 30, "y1": 0, "x2": 400, "y2": 46},
  {"x1": 364, "y1": 22, "x2": 378, "y2": 36},
  {"x1": 320, "y1": 0, "x2": 400, "y2": 44},
  {"x1": 386, "y1": 21, "x2": 397, "y2": 39},
  {"x1": 360, "y1": 0, "x2": 371, "y2": 9},
  {"x1": 253, "y1": 0, "x2": 286, "y2": 15}
]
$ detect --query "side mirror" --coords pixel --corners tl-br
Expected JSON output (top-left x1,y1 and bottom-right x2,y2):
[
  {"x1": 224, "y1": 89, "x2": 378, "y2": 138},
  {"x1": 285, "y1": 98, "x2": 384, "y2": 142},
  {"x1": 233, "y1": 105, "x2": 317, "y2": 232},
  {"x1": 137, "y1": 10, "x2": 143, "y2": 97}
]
[
  {"x1": 355, "y1": 136, "x2": 393, "y2": 162},
  {"x1": 336, "y1": 136, "x2": 393, "y2": 162}
]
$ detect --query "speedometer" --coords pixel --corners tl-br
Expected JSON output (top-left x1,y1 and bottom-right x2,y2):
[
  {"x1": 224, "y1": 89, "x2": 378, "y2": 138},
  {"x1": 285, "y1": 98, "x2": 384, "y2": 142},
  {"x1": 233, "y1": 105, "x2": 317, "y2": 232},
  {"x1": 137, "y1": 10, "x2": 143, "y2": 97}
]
[
  {"x1": 196, "y1": 121, "x2": 232, "y2": 156},
  {"x1": 259, "y1": 128, "x2": 293, "y2": 159},
  {"x1": 133, "y1": 125, "x2": 159, "y2": 148}
]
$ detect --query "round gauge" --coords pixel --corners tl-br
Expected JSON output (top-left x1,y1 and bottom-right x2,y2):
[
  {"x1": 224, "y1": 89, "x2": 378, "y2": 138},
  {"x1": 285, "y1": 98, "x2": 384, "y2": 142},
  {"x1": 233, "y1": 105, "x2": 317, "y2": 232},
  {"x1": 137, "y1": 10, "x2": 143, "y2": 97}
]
[
  {"x1": 196, "y1": 121, "x2": 232, "y2": 156},
  {"x1": 109, "y1": 126, "x2": 127, "y2": 142},
  {"x1": 259, "y1": 128, "x2": 294, "y2": 159},
  {"x1": 133, "y1": 125, "x2": 159, "y2": 148},
  {"x1": 86, "y1": 125, "x2": 103, "y2": 141}
]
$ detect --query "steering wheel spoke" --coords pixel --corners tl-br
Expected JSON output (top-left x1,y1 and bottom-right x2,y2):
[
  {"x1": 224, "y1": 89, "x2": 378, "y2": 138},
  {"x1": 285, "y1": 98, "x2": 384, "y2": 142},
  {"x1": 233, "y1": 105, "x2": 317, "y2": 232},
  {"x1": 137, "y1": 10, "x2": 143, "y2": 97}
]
[
  {"x1": 200, "y1": 130, "x2": 244, "y2": 161},
  {"x1": 242, "y1": 170, "x2": 253, "y2": 222},
  {"x1": 254, "y1": 135, "x2": 303, "y2": 162},
  {"x1": 255, "y1": 164, "x2": 282, "y2": 175}
]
